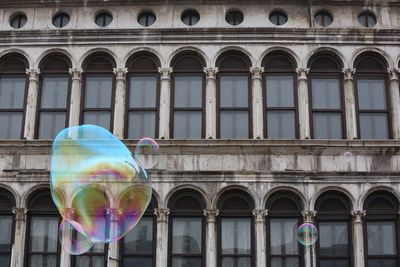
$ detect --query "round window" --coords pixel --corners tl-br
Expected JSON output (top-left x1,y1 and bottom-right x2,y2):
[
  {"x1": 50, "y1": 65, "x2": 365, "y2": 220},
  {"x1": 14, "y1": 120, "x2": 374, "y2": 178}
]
[
  {"x1": 53, "y1": 13, "x2": 70, "y2": 28},
  {"x1": 181, "y1": 9, "x2": 200, "y2": 26},
  {"x1": 95, "y1": 12, "x2": 113, "y2": 27},
  {"x1": 138, "y1": 12, "x2": 156, "y2": 27},
  {"x1": 10, "y1": 13, "x2": 27, "y2": 29}
]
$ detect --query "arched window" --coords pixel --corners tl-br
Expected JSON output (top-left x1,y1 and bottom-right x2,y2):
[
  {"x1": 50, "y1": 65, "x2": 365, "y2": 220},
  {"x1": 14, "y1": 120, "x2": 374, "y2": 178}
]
[
  {"x1": 308, "y1": 54, "x2": 345, "y2": 139},
  {"x1": 171, "y1": 53, "x2": 205, "y2": 139},
  {"x1": 0, "y1": 53, "x2": 28, "y2": 139},
  {"x1": 364, "y1": 191, "x2": 400, "y2": 267},
  {"x1": 218, "y1": 190, "x2": 254, "y2": 267},
  {"x1": 126, "y1": 53, "x2": 160, "y2": 139},
  {"x1": 355, "y1": 54, "x2": 390, "y2": 139},
  {"x1": 120, "y1": 195, "x2": 157, "y2": 267},
  {"x1": 168, "y1": 189, "x2": 205, "y2": 267},
  {"x1": 262, "y1": 52, "x2": 297, "y2": 138},
  {"x1": 81, "y1": 53, "x2": 116, "y2": 131},
  {"x1": 0, "y1": 188, "x2": 15, "y2": 266},
  {"x1": 217, "y1": 52, "x2": 252, "y2": 139},
  {"x1": 315, "y1": 192, "x2": 352, "y2": 267},
  {"x1": 26, "y1": 189, "x2": 61, "y2": 267},
  {"x1": 37, "y1": 54, "x2": 71, "y2": 139}
]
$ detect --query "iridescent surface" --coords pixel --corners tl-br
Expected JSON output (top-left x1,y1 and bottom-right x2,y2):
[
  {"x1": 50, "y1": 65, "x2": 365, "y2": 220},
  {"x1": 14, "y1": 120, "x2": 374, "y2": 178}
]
[
  {"x1": 134, "y1": 137, "x2": 160, "y2": 169},
  {"x1": 298, "y1": 223, "x2": 318, "y2": 246},
  {"x1": 59, "y1": 219, "x2": 93, "y2": 255},
  {"x1": 50, "y1": 125, "x2": 152, "y2": 254}
]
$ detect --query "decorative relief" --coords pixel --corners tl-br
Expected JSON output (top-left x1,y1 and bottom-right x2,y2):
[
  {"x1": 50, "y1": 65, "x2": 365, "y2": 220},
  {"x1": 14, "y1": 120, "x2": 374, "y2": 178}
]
[
  {"x1": 252, "y1": 209, "x2": 268, "y2": 223},
  {"x1": 204, "y1": 67, "x2": 219, "y2": 80},
  {"x1": 301, "y1": 210, "x2": 317, "y2": 223},
  {"x1": 351, "y1": 210, "x2": 366, "y2": 223},
  {"x1": 250, "y1": 67, "x2": 264, "y2": 80},
  {"x1": 12, "y1": 207, "x2": 27, "y2": 221},
  {"x1": 154, "y1": 208, "x2": 170, "y2": 223},
  {"x1": 387, "y1": 68, "x2": 399, "y2": 81},
  {"x1": 158, "y1": 67, "x2": 173, "y2": 81},
  {"x1": 69, "y1": 68, "x2": 84, "y2": 81},
  {"x1": 25, "y1": 69, "x2": 40, "y2": 82},
  {"x1": 342, "y1": 68, "x2": 356, "y2": 81},
  {"x1": 113, "y1": 68, "x2": 128, "y2": 81},
  {"x1": 296, "y1": 68, "x2": 309, "y2": 81},
  {"x1": 203, "y1": 209, "x2": 219, "y2": 223}
]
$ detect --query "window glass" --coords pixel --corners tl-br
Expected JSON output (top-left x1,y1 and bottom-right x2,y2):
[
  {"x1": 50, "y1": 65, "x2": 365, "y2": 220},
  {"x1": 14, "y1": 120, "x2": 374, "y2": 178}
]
[
  {"x1": 38, "y1": 113, "x2": 66, "y2": 139},
  {"x1": 123, "y1": 217, "x2": 153, "y2": 254},
  {"x1": 359, "y1": 113, "x2": 389, "y2": 139},
  {"x1": 174, "y1": 76, "x2": 202, "y2": 108},
  {"x1": 130, "y1": 76, "x2": 157, "y2": 108},
  {"x1": 0, "y1": 112, "x2": 23, "y2": 139},
  {"x1": 267, "y1": 111, "x2": 295, "y2": 139},
  {"x1": 128, "y1": 112, "x2": 156, "y2": 139},
  {"x1": 357, "y1": 80, "x2": 387, "y2": 110},
  {"x1": 84, "y1": 76, "x2": 112, "y2": 108},
  {"x1": 10, "y1": 14, "x2": 27, "y2": 29},
  {"x1": 172, "y1": 218, "x2": 202, "y2": 254},
  {"x1": 0, "y1": 77, "x2": 26, "y2": 108},
  {"x1": 95, "y1": 12, "x2": 113, "y2": 27},
  {"x1": 266, "y1": 76, "x2": 294, "y2": 107},
  {"x1": 173, "y1": 111, "x2": 202, "y2": 139},
  {"x1": 221, "y1": 218, "x2": 251, "y2": 254},
  {"x1": 270, "y1": 219, "x2": 298, "y2": 255},
  {"x1": 0, "y1": 215, "x2": 13, "y2": 266},
  {"x1": 40, "y1": 78, "x2": 68, "y2": 109},
  {"x1": 220, "y1": 76, "x2": 248, "y2": 108},
  {"x1": 313, "y1": 113, "x2": 342, "y2": 139},
  {"x1": 52, "y1": 13, "x2": 70, "y2": 28},
  {"x1": 83, "y1": 112, "x2": 111, "y2": 130},
  {"x1": 319, "y1": 222, "x2": 349, "y2": 256},
  {"x1": 269, "y1": 11, "x2": 288, "y2": 26},
  {"x1": 226, "y1": 10, "x2": 244, "y2": 26},
  {"x1": 220, "y1": 111, "x2": 248, "y2": 139},
  {"x1": 138, "y1": 12, "x2": 156, "y2": 27},
  {"x1": 314, "y1": 11, "x2": 333, "y2": 27},
  {"x1": 311, "y1": 79, "x2": 341, "y2": 109},
  {"x1": 74, "y1": 243, "x2": 106, "y2": 267},
  {"x1": 367, "y1": 221, "x2": 396, "y2": 255},
  {"x1": 181, "y1": 10, "x2": 200, "y2": 26}
]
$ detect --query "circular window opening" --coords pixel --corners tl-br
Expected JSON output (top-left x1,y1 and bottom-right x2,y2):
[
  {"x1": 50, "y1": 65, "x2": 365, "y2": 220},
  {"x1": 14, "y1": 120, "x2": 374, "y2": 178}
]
[
  {"x1": 53, "y1": 13, "x2": 70, "y2": 28},
  {"x1": 181, "y1": 9, "x2": 200, "y2": 26},
  {"x1": 225, "y1": 10, "x2": 244, "y2": 26},
  {"x1": 138, "y1": 11, "x2": 156, "y2": 27},
  {"x1": 95, "y1": 11, "x2": 113, "y2": 27},
  {"x1": 314, "y1": 11, "x2": 333, "y2": 27},
  {"x1": 269, "y1": 11, "x2": 288, "y2": 26},
  {"x1": 10, "y1": 13, "x2": 27, "y2": 29},
  {"x1": 358, "y1": 11, "x2": 377, "y2": 28}
]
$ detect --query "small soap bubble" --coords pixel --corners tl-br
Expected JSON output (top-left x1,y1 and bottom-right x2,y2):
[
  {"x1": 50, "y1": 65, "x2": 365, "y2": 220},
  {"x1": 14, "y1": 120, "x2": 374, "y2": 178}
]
[
  {"x1": 344, "y1": 151, "x2": 353, "y2": 162},
  {"x1": 298, "y1": 223, "x2": 318, "y2": 246},
  {"x1": 134, "y1": 137, "x2": 160, "y2": 169},
  {"x1": 59, "y1": 220, "x2": 93, "y2": 255}
]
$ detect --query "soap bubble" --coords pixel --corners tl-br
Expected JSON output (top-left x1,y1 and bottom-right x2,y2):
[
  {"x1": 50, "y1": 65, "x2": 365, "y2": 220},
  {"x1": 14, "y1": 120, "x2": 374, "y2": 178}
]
[
  {"x1": 50, "y1": 125, "x2": 153, "y2": 253},
  {"x1": 134, "y1": 137, "x2": 160, "y2": 169},
  {"x1": 298, "y1": 223, "x2": 318, "y2": 246},
  {"x1": 59, "y1": 219, "x2": 93, "y2": 255},
  {"x1": 344, "y1": 151, "x2": 352, "y2": 162}
]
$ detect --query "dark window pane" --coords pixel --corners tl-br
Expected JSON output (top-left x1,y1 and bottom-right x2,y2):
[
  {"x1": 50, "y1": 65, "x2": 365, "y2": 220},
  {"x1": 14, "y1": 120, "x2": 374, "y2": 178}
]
[
  {"x1": 128, "y1": 111, "x2": 156, "y2": 139},
  {"x1": 221, "y1": 257, "x2": 251, "y2": 267},
  {"x1": 220, "y1": 111, "x2": 248, "y2": 139},
  {"x1": 83, "y1": 111, "x2": 111, "y2": 130},
  {"x1": 311, "y1": 79, "x2": 341, "y2": 109},
  {"x1": 267, "y1": 111, "x2": 295, "y2": 139},
  {"x1": 367, "y1": 221, "x2": 396, "y2": 255},
  {"x1": 10, "y1": 14, "x2": 27, "y2": 29},
  {"x1": 0, "y1": 77, "x2": 26, "y2": 108},
  {"x1": 29, "y1": 216, "x2": 59, "y2": 253},
  {"x1": 29, "y1": 255, "x2": 57, "y2": 267},
  {"x1": 138, "y1": 12, "x2": 156, "y2": 27},
  {"x1": 225, "y1": 11, "x2": 244, "y2": 26},
  {"x1": 357, "y1": 79, "x2": 387, "y2": 110},
  {"x1": 123, "y1": 217, "x2": 153, "y2": 254},
  {"x1": 266, "y1": 76, "x2": 294, "y2": 107},
  {"x1": 84, "y1": 76, "x2": 113, "y2": 108},
  {"x1": 0, "y1": 216, "x2": 13, "y2": 251},
  {"x1": 53, "y1": 13, "x2": 70, "y2": 28},
  {"x1": 40, "y1": 77, "x2": 69, "y2": 109},
  {"x1": 181, "y1": 10, "x2": 200, "y2": 26},
  {"x1": 269, "y1": 12, "x2": 288, "y2": 26},
  {"x1": 0, "y1": 112, "x2": 22, "y2": 139},
  {"x1": 319, "y1": 259, "x2": 350, "y2": 267},
  {"x1": 221, "y1": 218, "x2": 251, "y2": 254},
  {"x1": 315, "y1": 12, "x2": 333, "y2": 27},
  {"x1": 174, "y1": 75, "x2": 202, "y2": 108},
  {"x1": 173, "y1": 111, "x2": 202, "y2": 139},
  {"x1": 313, "y1": 113, "x2": 343, "y2": 139},
  {"x1": 270, "y1": 257, "x2": 299, "y2": 267},
  {"x1": 359, "y1": 113, "x2": 389, "y2": 139},
  {"x1": 319, "y1": 222, "x2": 349, "y2": 256},
  {"x1": 172, "y1": 217, "x2": 202, "y2": 254},
  {"x1": 123, "y1": 257, "x2": 152, "y2": 267},
  {"x1": 0, "y1": 255, "x2": 11, "y2": 267},
  {"x1": 171, "y1": 257, "x2": 202, "y2": 267},
  {"x1": 368, "y1": 259, "x2": 397, "y2": 267},
  {"x1": 38, "y1": 112, "x2": 66, "y2": 139},
  {"x1": 270, "y1": 219, "x2": 298, "y2": 255},
  {"x1": 130, "y1": 76, "x2": 157, "y2": 108},
  {"x1": 220, "y1": 75, "x2": 248, "y2": 108}
]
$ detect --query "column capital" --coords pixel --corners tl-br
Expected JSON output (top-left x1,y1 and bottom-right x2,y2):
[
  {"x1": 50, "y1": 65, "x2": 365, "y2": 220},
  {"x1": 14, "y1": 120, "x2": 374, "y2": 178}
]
[
  {"x1": 113, "y1": 67, "x2": 128, "y2": 81},
  {"x1": 106, "y1": 208, "x2": 122, "y2": 220},
  {"x1": 301, "y1": 210, "x2": 316, "y2": 222},
  {"x1": 387, "y1": 68, "x2": 399, "y2": 81},
  {"x1": 12, "y1": 207, "x2": 28, "y2": 221},
  {"x1": 351, "y1": 210, "x2": 366, "y2": 223},
  {"x1": 203, "y1": 209, "x2": 219, "y2": 223},
  {"x1": 158, "y1": 67, "x2": 173, "y2": 80},
  {"x1": 296, "y1": 68, "x2": 309, "y2": 81},
  {"x1": 69, "y1": 68, "x2": 84, "y2": 81},
  {"x1": 154, "y1": 208, "x2": 170, "y2": 223},
  {"x1": 26, "y1": 69, "x2": 40, "y2": 82},
  {"x1": 250, "y1": 67, "x2": 265, "y2": 80},
  {"x1": 342, "y1": 68, "x2": 356, "y2": 81},
  {"x1": 252, "y1": 209, "x2": 268, "y2": 223},
  {"x1": 204, "y1": 67, "x2": 219, "y2": 80}
]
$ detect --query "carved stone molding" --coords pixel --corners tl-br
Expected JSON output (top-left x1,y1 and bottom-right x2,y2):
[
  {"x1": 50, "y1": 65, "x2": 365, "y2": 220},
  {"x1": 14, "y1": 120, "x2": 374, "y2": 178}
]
[
  {"x1": 12, "y1": 207, "x2": 27, "y2": 221},
  {"x1": 204, "y1": 67, "x2": 219, "y2": 80},
  {"x1": 301, "y1": 210, "x2": 317, "y2": 223},
  {"x1": 351, "y1": 210, "x2": 366, "y2": 223},
  {"x1": 203, "y1": 209, "x2": 219, "y2": 223},
  {"x1": 296, "y1": 68, "x2": 309, "y2": 81},
  {"x1": 106, "y1": 208, "x2": 122, "y2": 221},
  {"x1": 26, "y1": 69, "x2": 40, "y2": 82},
  {"x1": 154, "y1": 208, "x2": 170, "y2": 223},
  {"x1": 387, "y1": 68, "x2": 399, "y2": 81},
  {"x1": 158, "y1": 67, "x2": 173, "y2": 81},
  {"x1": 113, "y1": 68, "x2": 128, "y2": 81},
  {"x1": 69, "y1": 68, "x2": 84, "y2": 81},
  {"x1": 252, "y1": 209, "x2": 268, "y2": 223},
  {"x1": 250, "y1": 67, "x2": 264, "y2": 80},
  {"x1": 342, "y1": 68, "x2": 356, "y2": 81}
]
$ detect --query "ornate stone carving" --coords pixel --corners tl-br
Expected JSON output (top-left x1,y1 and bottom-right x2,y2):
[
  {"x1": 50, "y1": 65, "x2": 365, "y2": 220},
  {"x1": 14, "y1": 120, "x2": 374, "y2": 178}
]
[
  {"x1": 158, "y1": 67, "x2": 173, "y2": 81},
  {"x1": 204, "y1": 67, "x2": 219, "y2": 80},
  {"x1": 296, "y1": 68, "x2": 309, "y2": 81},
  {"x1": 252, "y1": 209, "x2": 268, "y2": 223},
  {"x1": 203, "y1": 209, "x2": 219, "y2": 223},
  {"x1": 107, "y1": 208, "x2": 122, "y2": 221},
  {"x1": 25, "y1": 69, "x2": 40, "y2": 82},
  {"x1": 342, "y1": 68, "x2": 356, "y2": 81},
  {"x1": 69, "y1": 68, "x2": 84, "y2": 81},
  {"x1": 12, "y1": 207, "x2": 27, "y2": 221},
  {"x1": 154, "y1": 208, "x2": 170, "y2": 223},
  {"x1": 387, "y1": 68, "x2": 399, "y2": 81},
  {"x1": 351, "y1": 210, "x2": 366, "y2": 223},
  {"x1": 113, "y1": 68, "x2": 128, "y2": 81},
  {"x1": 250, "y1": 67, "x2": 264, "y2": 80},
  {"x1": 301, "y1": 210, "x2": 317, "y2": 223}
]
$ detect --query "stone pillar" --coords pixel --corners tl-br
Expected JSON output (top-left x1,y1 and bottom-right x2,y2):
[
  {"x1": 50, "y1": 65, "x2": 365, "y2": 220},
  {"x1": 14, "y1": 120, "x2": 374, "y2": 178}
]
[
  {"x1": 155, "y1": 208, "x2": 170, "y2": 267},
  {"x1": 68, "y1": 68, "x2": 83, "y2": 127},
  {"x1": 106, "y1": 208, "x2": 121, "y2": 267},
  {"x1": 387, "y1": 69, "x2": 400, "y2": 138},
  {"x1": 301, "y1": 210, "x2": 316, "y2": 267},
  {"x1": 11, "y1": 208, "x2": 27, "y2": 267},
  {"x1": 158, "y1": 68, "x2": 173, "y2": 139},
  {"x1": 296, "y1": 68, "x2": 311, "y2": 139},
  {"x1": 203, "y1": 209, "x2": 219, "y2": 267},
  {"x1": 250, "y1": 67, "x2": 265, "y2": 139},
  {"x1": 112, "y1": 68, "x2": 128, "y2": 139},
  {"x1": 23, "y1": 69, "x2": 40, "y2": 139},
  {"x1": 351, "y1": 210, "x2": 366, "y2": 267},
  {"x1": 342, "y1": 68, "x2": 358, "y2": 139},
  {"x1": 204, "y1": 68, "x2": 219, "y2": 139},
  {"x1": 253, "y1": 209, "x2": 268, "y2": 267}
]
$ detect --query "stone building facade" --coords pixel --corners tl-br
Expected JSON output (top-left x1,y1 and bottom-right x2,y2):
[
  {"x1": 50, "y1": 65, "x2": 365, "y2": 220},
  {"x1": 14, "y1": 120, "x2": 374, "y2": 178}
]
[{"x1": 0, "y1": 1, "x2": 400, "y2": 267}]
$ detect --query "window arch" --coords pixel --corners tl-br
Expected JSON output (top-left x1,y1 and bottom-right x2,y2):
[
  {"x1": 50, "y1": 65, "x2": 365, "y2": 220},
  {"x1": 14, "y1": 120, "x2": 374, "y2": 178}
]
[
  {"x1": 354, "y1": 53, "x2": 390, "y2": 139},
  {"x1": 81, "y1": 53, "x2": 116, "y2": 131},
  {"x1": 266, "y1": 191, "x2": 303, "y2": 267},
  {"x1": 0, "y1": 53, "x2": 29, "y2": 139},
  {"x1": 216, "y1": 51, "x2": 252, "y2": 139},
  {"x1": 171, "y1": 53, "x2": 206, "y2": 139},
  {"x1": 25, "y1": 189, "x2": 61, "y2": 267},
  {"x1": 120, "y1": 195, "x2": 157, "y2": 267},
  {"x1": 262, "y1": 52, "x2": 298, "y2": 138},
  {"x1": 168, "y1": 189, "x2": 206, "y2": 267},
  {"x1": 218, "y1": 189, "x2": 255, "y2": 267},
  {"x1": 125, "y1": 52, "x2": 160, "y2": 139},
  {"x1": 315, "y1": 191, "x2": 352, "y2": 267},
  {"x1": 363, "y1": 191, "x2": 400, "y2": 267},
  {"x1": 308, "y1": 53, "x2": 345, "y2": 139},
  {"x1": 0, "y1": 188, "x2": 16, "y2": 266},
  {"x1": 37, "y1": 54, "x2": 72, "y2": 139}
]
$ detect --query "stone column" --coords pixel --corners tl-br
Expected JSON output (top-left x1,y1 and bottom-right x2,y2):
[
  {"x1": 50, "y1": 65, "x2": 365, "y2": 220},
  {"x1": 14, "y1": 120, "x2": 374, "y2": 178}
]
[
  {"x1": 342, "y1": 68, "x2": 358, "y2": 139},
  {"x1": 296, "y1": 68, "x2": 311, "y2": 139},
  {"x1": 250, "y1": 67, "x2": 265, "y2": 139},
  {"x1": 203, "y1": 209, "x2": 219, "y2": 267},
  {"x1": 11, "y1": 208, "x2": 27, "y2": 267},
  {"x1": 155, "y1": 208, "x2": 170, "y2": 267},
  {"x1": 204, "y1": 68, "x2": 219, "y2": 139},
  {"x1": 106, "y1": 208, "x2": 121, "y2": 267},
  {"x1": 158, "y1": 68, "x2": 173, "y2": 139},
  {"x1": 253, "y1": 209, "x2": 268, "y2": 267},
  {"x1": 113, "y1": 68, "x2": 128, "y2": 139},
  {"x1": 23, "y1": 69, "x2": 40, "y2": 139},
  {"x1": 301, "y1": 210, "x2": 316, "y2": 267},
  {"x1": 387, "y1": 69, "x2": 400, "y2": 138},
  {"x1": 351, "y1": 210, "x2": 366, "y2": 267},
  {"x1": 68, "y1": 68, "x2": 83, "y2": 127}
]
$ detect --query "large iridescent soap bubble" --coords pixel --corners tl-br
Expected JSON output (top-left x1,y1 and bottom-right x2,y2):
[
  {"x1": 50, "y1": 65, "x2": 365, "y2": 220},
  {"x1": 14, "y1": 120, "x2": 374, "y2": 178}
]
[
  {"x1": 50, "y1": 125, "x2": 153, "y2": 255},
  {"x1": 298, "y1": 223, "x2": 318, "y2": 246}
]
